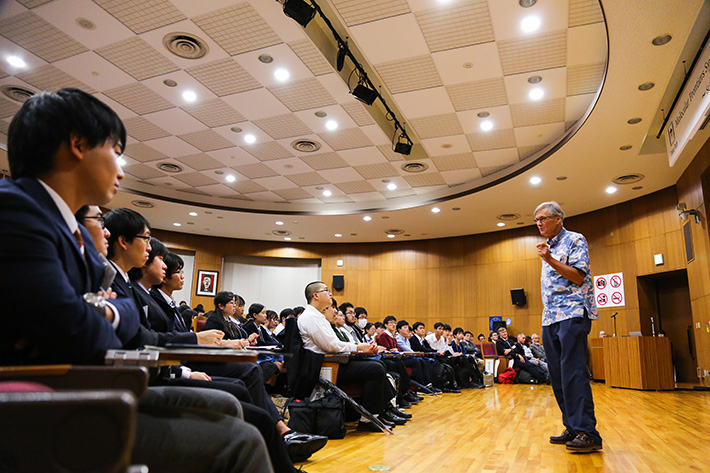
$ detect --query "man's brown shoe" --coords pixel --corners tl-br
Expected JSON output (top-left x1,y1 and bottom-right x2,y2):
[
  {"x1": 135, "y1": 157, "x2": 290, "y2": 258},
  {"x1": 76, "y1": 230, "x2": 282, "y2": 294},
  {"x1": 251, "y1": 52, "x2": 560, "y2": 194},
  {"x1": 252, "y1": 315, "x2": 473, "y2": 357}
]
[
  {"x1": 549, "y1": 429, "x2": 576, "y2": 444},
  {"x1": 566, "y1": 433, "x2": 602, "y2": 453}
]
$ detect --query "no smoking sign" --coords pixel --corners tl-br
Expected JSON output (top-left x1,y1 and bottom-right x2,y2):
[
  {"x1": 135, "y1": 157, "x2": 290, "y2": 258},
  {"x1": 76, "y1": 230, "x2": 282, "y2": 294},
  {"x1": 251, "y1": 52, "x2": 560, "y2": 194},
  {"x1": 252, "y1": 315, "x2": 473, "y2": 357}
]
[{"x1": 593, "y1": 272, "x2": 625, "y2": 308}]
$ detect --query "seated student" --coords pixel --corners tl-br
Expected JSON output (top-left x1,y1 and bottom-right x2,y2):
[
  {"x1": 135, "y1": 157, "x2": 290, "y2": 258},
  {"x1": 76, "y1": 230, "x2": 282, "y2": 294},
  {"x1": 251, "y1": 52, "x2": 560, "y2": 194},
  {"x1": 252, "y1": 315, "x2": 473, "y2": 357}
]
[
  {"x1": 293, "y1": 306, "x2": 305, "y2": 317},
  {"x1": 363, "y1": 322, "x2": 376, "y2": 342},
  {"x1": 461, "y1": 331, "x2": 485, "y2": 373},
  {"x1": 530, "y1": 333, "x2": 546, "y2": 361},
  {"x1": 354, "y1": 306, "x2": 369, "y2": 329},
  {"x1": 149, "y1": 252, "x2": 189, "y2": 334},
  {"x1": 375, "y1": 316, "x2": 420, "y2": 410},
  {"x1": 374, "y1": 321, "x2": 385, "y2": 340},
  {"x1": 425, "y1": 322, "x2": 452, "y2": 354},
  {"x1": 450, "y1": 328, "x2": 484, "y2": 388},
  {"x1": 407, "y1": 322, "x2": 452, "y2": 393},
  {"x1": 266, "y1": 310, "x2": 280, "y2": 334},
  {"x1": 488, "y1": 331, "x2": 499, "y2": 343},
  {"x1": 299, "y1": 282, "x2": 404, "y2": 431},
  {"x1": 409, "y1": 322, "x2": 434, "y2": 353},
  {"x1": 0, "y1": 88, "x2": 275, "y2": 473},
  {"x1": 477, "y1": 333, "x2": 486, "y2": 344},
  {"x1": 243, "y1": 304, "x2": 285, "y2": 382},
  {"x1": 274, "y1": 308, "x2": 293, "y2": 337},
  {"x1": 339, "y1": 302, "x2": 367, "y2": 343},
  {"x1": 203, "y1": 292, "x2": 255, "y2": 346},
  {"x1": 395, "y1": 320, "x2": 434, "y2": 391}
]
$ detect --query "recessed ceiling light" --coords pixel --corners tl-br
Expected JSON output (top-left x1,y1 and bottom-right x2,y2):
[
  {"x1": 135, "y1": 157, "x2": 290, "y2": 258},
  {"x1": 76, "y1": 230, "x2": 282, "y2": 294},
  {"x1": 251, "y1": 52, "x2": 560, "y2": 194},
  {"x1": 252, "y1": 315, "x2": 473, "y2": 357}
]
[
  {"x1": 363, "y1": 216, "x2": 372, "y2": 221},
  {"x1": 528, "y1": 75, "x2": 542, "y2": 84},
  {"x1": 6, "y1": 55, "x2": 26, "y2": 68},
  {"x1": 556, "y1": 176, "x2": 567, "y2": 181},
  {"x1": 480, "y1": 120, "x2": 494, "y2": 131},
  {"x1": 274, "y1": 68, "x2": 290, "y2": 81},
  {"x1": 606, "y1": 186, "x2": 618, "y2": 194},
  {"x1": 431, "y1": 207, "x2": 441, "y2": 214},
  {"x1": 387, "y1": 234, "x2": 396, "y2": 238},
  {"x1": 477, "y1": 111, "x2": 490, "y2": 118},
  {"x1": 387, "y1": 183, "x2": 397, "y2": 190},
  {"x1": 620, "y1": 145, "x2": 632, "y2": 151},
  {"x1": 529, "y1": 88, "x2": 544, "y2": 100},
  {"x1": 315, "y1": 111, "x2": 327, "y2": 117},
  {"x1": 116, "y1": 156, "x2": 126, "y2": 167},
  {"x1": 173, "y1": 222, "x2": 182, "y2": 227},
  {"x1": 230, "y1": 126, "x2": 242, "y2": 133},
  {"x1": 275, "y1": 221, "x2": 284, "y2": 225},
  {"x1": 325, "y1": 119, "x2": 338, "y2": 131},
  {"x1": 530, "y1": 176, "x2": 542, "y2": 185},
  {"x1": 627, "y1": 118, "x2": 642, "y2": 124},
  {"x1": 521, "y1": 16, "x2": 541, "y2": 33},
  {"x1": 519, "y1": 0, "x2": 537, "y2": 6},
  {"x1": 284, "y1": 237, "x2": 292, "y2": 241},
  {"x1": 462, "y1": 62, "x2": 473, "y2": 69},
  {"x1": 652, "y1": 34, "x2": 672, "y2": 46},
  {"x1": 225, "y1": 174, "x2": 236, "y2": 183},
  {"x1": 334, "y1": 233, "x2": 342, "y2": 238},
  {"x1": 244, "y1": 134, "x2": 256, "y2": 144},
  {"x1": 258, "y1": 54, "x2": 273, "y2": 63},
  {"x1": 497, "y1": 222, "x2": 506, "y2": 227},
  {"x1": 638, "y1": 82, "x2": 655, "y2": 91},
  {"x1": 163, "y1": 79, "x2": 177, "y2": 87},
  {"x1": 188, "y1": 211, "x2": 198, "y2": 216},
  {"x1": 323, "y1": 190, "x2": 332, "y2": 197},
  {"x1": 182, "y1": 90, "x2": 197, "y2": 102}
]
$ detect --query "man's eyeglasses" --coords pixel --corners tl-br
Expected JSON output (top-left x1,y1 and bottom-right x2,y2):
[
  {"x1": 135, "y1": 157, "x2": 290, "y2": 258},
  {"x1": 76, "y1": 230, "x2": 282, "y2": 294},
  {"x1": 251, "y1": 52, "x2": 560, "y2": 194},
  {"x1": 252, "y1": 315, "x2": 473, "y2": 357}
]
[
  {"x1": 533, "y1": 215, "x2": 556, "y2": 224},
  {"x1": 84, "y1": 215, "x2": 105, "y2": 229},
  {"x1": 315, "y1": 288, "x2": 331, "y2": 294},
  {"x1": 134, "y1": 234, "x2": 151, "y2": 241}
]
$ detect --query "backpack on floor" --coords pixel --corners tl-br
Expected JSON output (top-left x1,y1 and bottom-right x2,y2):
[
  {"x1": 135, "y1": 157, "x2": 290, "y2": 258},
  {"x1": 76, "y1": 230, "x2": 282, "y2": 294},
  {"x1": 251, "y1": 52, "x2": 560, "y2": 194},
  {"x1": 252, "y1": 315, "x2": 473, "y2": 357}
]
[{"x1": 497, "y1": 367, "x2": 517, "y2": 384}]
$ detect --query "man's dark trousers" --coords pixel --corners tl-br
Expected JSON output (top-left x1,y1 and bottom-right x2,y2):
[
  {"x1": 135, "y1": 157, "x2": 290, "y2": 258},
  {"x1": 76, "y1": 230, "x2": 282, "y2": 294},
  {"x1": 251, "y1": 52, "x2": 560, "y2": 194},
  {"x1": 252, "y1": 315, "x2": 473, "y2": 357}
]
[{"x1": 543, "y1": 315, "x2": 600, "y2": 440}]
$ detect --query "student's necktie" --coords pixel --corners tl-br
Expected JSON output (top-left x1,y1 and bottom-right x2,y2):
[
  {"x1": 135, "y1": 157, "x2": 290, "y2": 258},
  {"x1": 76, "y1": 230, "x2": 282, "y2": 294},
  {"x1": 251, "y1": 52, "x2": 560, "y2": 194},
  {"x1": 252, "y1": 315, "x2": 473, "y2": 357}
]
[
  {"x1": 170, "y1": 300, "x2": 187, "y2": 331},
  {"x1": 73, "y1": 229, "x2": 84, "y2": 257}
]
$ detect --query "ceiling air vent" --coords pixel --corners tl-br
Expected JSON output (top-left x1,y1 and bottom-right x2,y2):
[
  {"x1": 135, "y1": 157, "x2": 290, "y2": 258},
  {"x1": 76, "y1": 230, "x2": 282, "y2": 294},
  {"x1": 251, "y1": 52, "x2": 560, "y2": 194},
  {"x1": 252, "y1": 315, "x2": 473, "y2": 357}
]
[
  {"x1": 163, "y1": 32, "x2": 209, "y2": 59},
  {"x1": 612, "y1": 174, "x2": 644, "y2": 185},
  {"x1": 131, "y1": 200, "x2": 155, "y2": 208},
  {"x1": 1, "y1": 85, "x2": 35, "y2": 103},
  {"x1": 385, "y1": 229, "x2": 405, "y2": 235},
  {"x1": 401, "y1": 162, "x2": 428, "y2": 173},
  {"x1": 291, "y1": 139, "x2": 322, "y2": 153},
  {"x1": 497, "y1": 213, "x2": 520, "y2": 221},
  {"x1": 157, "y1": 162, "x2": 183, "y2": 173},
  {"x1": 272, "y1": 230, "x2": 292, "y2": 237}
]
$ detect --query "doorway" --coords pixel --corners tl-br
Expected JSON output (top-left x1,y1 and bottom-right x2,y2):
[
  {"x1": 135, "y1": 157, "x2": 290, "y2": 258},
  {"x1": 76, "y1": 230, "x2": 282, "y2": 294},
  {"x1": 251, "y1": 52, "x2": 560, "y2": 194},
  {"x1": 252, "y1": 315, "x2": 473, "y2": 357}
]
[{"x1": 637, "y1": 270, "x2": 697, "y2": 383}]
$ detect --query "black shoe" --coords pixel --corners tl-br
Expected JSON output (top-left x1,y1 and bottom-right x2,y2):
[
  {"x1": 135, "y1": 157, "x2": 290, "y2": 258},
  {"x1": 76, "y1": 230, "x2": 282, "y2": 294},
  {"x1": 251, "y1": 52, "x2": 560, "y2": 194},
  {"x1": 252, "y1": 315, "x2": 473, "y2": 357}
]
[
  {"x1": 404, "y1": 392, "x2": 420, "y2": 403},
  {"x1": 566, "y1": 433, "x2": 602, "y2": 453},
  {"x1": 381, "y1": 410, "x2": 407, "y2": 425},
  {"x1": 389, "y1": 407, "x2": 412, "y2": 419},
  {"x1": 283, "y1": 431, "x2": 328, "y2": 460},
  {"x1": 357, "y1": 421, "x2": 383, "y2": 432},
  {"x1": 376, "y1": 416, "x2": 396, "y2": 428},
  {"x1": 442, "y1": 387, "x2": 461, "y2": 393},
  {"x1": 397, "y1": 397, "x2": 412, "y2": 409},
  {"x1": 549, "y1": 429, "x2": 576, "y2": 445}
]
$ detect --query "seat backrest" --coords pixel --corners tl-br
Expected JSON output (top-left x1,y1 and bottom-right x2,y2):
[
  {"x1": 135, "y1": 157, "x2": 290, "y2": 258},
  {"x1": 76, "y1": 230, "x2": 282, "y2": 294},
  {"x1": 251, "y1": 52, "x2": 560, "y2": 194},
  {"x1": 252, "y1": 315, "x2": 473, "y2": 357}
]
[
  {"x1": 481, "y1": 342, "x2": 497, "y2": 357},
  {"x1": 284, "y1": 317, "x2": 324, "y2": 399},
  {"x1": 193, "y1": 315, "x2": 208, "y2": 332}
]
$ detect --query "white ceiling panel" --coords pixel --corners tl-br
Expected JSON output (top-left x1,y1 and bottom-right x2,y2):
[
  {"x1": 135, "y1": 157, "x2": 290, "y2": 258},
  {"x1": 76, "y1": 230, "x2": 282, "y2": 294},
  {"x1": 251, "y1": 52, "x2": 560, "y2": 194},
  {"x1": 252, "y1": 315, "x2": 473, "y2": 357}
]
[
  {"x1": 349, "y1": 13, "x2": 429, "y2": 64},
  {"x1": 431, "y1": 42, "x2": 504, "y2": 85},
  {"x1": 394, "y1": 86, "x2": 455, "y2": 118}
]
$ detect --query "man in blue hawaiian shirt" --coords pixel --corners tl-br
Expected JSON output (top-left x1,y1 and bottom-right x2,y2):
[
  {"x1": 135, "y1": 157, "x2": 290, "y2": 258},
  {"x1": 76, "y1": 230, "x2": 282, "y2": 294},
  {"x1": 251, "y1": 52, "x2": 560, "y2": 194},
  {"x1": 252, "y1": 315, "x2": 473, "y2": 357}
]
[{"x1": 535, "y1": 201, "x2": 602, "y2": 453}]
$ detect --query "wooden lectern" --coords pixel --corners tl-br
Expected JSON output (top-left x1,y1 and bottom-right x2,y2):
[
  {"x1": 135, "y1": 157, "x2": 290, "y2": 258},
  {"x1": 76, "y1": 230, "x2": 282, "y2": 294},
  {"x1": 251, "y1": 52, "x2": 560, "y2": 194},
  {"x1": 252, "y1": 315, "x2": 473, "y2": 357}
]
[{"x1": 602, "y1": 336, "x2": 674, "y2": 390}]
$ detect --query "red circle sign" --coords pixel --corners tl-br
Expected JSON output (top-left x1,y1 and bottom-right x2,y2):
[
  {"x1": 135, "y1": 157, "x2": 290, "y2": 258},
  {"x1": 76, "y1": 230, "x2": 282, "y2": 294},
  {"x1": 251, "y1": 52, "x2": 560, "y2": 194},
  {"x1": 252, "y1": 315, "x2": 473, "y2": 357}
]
[
  {"x1": 611, "y1": 292, "x2": 623, "y2": 304},
  {"x1": 597, "y1": 293, "x2": 608, "y2": 306},
  {"x1": 610, "y1": 275, "x2": 622, "y2": 288},
  {"x1": 596, "y1": 278, "x2": 607, "y2": 290}
]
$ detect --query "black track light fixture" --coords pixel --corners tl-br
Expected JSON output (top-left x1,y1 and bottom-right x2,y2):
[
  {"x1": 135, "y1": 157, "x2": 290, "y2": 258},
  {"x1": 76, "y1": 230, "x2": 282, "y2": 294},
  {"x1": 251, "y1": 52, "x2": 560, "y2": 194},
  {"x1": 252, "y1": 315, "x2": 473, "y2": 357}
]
[
  {"x1": 394, "y1": 132, "x2": 413, "y2": 156},
  {"x1": 352, "y1": 82, "x2": 378, "y2": 105},
  {"x1": 280, "y1": 0, "x2": 316, "y2": 28},
  {"x1": 336, "y1": 44, "x2": 347, "y2": 71}
]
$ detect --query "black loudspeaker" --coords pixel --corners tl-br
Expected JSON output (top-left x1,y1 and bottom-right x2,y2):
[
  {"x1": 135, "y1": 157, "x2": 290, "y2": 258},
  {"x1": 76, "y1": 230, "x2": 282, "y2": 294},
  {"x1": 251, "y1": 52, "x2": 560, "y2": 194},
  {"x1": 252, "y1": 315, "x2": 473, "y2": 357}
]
[
  {"x1": 332, "y1": 275, "x2": 344, "y2": 291},
  {"x1": 510, "y1": 288, "x2": 526, "y2": 306},
  {"x1": 491, "y1": 320, "x2": 506, "y2": 333}
]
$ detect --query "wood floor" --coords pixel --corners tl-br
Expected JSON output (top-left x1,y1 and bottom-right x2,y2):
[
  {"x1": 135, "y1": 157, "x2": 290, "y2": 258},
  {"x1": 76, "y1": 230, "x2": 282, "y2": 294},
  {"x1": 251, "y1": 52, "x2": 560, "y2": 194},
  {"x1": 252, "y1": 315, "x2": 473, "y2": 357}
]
[{"x1": 294, "y1": 382, "x2": 710, "y2": 473}]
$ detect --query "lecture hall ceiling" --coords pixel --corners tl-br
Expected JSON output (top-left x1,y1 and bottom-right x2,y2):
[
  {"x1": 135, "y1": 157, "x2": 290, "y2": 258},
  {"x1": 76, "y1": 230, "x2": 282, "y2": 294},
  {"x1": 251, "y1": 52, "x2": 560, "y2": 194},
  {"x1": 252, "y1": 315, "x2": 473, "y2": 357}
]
[{"x1": 0, "y1": 0, "x2": 708, "y2": 242}]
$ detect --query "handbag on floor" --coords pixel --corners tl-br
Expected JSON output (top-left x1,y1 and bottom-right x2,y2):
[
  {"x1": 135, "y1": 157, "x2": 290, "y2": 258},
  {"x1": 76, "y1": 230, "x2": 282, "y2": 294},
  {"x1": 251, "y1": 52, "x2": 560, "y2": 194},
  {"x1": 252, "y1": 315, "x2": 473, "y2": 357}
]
[{"x1": 286, "y1": 390, "x2": 346, "y2": 439}]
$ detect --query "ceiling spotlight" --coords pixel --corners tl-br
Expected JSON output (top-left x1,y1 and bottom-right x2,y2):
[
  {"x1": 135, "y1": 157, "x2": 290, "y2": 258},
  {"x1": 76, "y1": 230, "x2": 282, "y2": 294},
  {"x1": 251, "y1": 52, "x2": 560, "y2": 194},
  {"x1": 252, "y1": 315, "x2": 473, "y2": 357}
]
[
  {"x1": 280, "y1": 0, "x2": 316, "y2": 28},
  {"x1": 225, "y1": 174, "x2": 236, "y2": 183},
  {"x1": 480, "y1": 120, "x2": 494, "y2": 131},
  {"x1": 387, "y1": 183, "x2": 397, "y2": 191},
  {"x1": 627, "y1": 118, "x2": 642, "y2": 125},
  {"x1": 334, "y1": 233, "x2": 342, "y2": 238},
  {"x1": 116, "y1": 156, "x2": 127, "y2": 167},
  {"x1": 336, "y1": 44, "x2": 347, "y2": 71},
  {"x1": 325, "y1": 119, "x2": 338, "y2": 131},
  {"x1": 605, "y1": 186, "x2": 618, "y2": 194},
  {"x1": 6, "y1": 55, "x2": 26, "y2": 68},
  {"x1": 652, "y1": 34, "x2": 672, "y2": 46},
  {"x1": 387, "y1": 234, "x2": 396, "y2": 238},
  {"x1": 363, "y1": 216, "x2": 372, "y2": 221},
  {"x1": 521, "y1": 16, "x2": 541, "y2": 33},
  {"x1": 258, "y1": 54, "x2": 273, "y2": 64},
  {"x1": 620, "y1": 145, "x2": 632, "y2": 151},
  {"x1": 528, "y1": 75, "x2": 542, "y2": 84},
  {"x1": 497, "y1": 222, "x2": 506, "y2": 227},
  {"x1": 352, "y1": 83, "x2": 378, "y2": 106},
  {"x1": 477, "y1": 111, "x2": 490, "y2": 118},
  {"x1": 529, "y1": 88, "x2": 544, "y2": 100},
  {"x1": 394, "y1": 138, "x2": 413, "y2": 156},
  {"x1": 275, "y1": 221, "x2": 284, "y2": 225},
  {"x1": 519, "y1": 0, "x2": 537, "y2": 6},
  {"x1": 284, "y1": 237, "x2": 292, "y2": 241},
  {"x1": 182, "y1": 90, "x2": 197, "y2": 102},
  {"x1": 189, "y1": 211, "x2": 198, "y2": 216},
  {"x1": 274, "y1": 68, "x2": 290, "y2": 81},
  {"x1": 173, "y1": 222, "x2": 182, "y2": 227},
  {"x1": 244, "y1": 134, "x2": 256, "y2": 144},
  {"x1": 431, "y1": 207, "x2": 441, "y2": 214},
  {"x1": 323, "y1": 190, "x2": 332, "y2": 197},
  {"x1": 530, "y1": 176, "x2": 542, "y2": 185}
]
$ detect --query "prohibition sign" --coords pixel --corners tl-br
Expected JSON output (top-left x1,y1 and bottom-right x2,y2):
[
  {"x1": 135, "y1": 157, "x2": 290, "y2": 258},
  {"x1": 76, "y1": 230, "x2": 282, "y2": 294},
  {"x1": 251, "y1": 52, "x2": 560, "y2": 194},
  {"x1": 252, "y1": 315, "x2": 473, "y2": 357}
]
[
  {"x1": 596, "y1": 278, "x2": 607, "y2": 290},
  {"x1": 610, "y1": 275, "x2": 622, "y2": 288},
  {"x1": 597, "y1": 293, "x2": 608, "y2": 306},
  {"x1": 611, "y1": 292, "x2": 623, "y2": 304}
]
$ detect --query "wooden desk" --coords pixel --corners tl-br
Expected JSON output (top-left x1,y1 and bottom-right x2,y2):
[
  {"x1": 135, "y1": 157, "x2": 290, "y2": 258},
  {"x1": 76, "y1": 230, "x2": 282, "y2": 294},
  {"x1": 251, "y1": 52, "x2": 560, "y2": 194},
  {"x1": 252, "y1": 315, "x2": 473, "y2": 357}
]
[
  {"x1": 589, "y1": 338, "x2": 605, "y2": 381},
  {"x1": 603, "y1": 336, "x2": 674, "y2": 390}
]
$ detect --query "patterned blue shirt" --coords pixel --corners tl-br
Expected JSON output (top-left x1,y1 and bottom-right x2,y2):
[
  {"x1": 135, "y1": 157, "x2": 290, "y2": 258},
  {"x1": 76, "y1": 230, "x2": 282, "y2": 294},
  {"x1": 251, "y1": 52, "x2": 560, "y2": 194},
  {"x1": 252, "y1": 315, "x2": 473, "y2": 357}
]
[{"x1": 540, "y1": 227, "x2": 598, "y2": 326}]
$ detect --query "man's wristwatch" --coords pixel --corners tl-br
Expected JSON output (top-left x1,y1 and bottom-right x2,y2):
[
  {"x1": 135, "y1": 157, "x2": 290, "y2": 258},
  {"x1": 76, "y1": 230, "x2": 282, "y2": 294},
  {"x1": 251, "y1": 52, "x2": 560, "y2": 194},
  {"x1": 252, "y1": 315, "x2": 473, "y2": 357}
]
[{"x1": 83, "y1": 292, "x2": 107, "y2": 316}]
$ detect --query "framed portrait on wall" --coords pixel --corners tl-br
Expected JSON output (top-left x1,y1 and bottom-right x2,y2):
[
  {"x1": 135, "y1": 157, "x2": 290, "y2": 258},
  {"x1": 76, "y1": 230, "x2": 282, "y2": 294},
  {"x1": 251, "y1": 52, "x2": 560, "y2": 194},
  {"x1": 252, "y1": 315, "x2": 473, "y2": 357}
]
[{"x1": 196, "y1": 270, "x2": 218, "y2": 297}]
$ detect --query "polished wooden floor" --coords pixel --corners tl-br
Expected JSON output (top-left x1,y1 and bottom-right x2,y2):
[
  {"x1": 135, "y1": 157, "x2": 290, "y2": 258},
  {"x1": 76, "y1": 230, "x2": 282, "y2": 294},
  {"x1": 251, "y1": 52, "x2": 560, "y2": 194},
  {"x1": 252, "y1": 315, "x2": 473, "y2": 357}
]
[{"x1": 294, "y1": 383, "x2": 710, "y2": 473}]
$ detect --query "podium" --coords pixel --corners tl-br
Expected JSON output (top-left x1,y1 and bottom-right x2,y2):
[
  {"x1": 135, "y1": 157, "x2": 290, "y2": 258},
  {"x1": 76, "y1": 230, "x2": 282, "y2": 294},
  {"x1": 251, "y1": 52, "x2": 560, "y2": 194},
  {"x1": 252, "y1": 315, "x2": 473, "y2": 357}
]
[
  {"x1": 589, "y1": 338, "x2": 605, "y2": 381},
  {"x1": 603, "y1": 336, "x2": 674, "y2": 390}
]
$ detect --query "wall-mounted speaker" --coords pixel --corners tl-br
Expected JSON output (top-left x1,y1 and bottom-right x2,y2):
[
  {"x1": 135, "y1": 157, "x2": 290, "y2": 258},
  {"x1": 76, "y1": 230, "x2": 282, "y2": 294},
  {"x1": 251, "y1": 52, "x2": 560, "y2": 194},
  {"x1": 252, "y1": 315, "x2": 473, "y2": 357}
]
[
  {"x1": 511, "y1": 288, "x2": 526, "y2": 306},
  {"x1": 332, "y1": 275, "x2": 344, "y2": 291}
]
